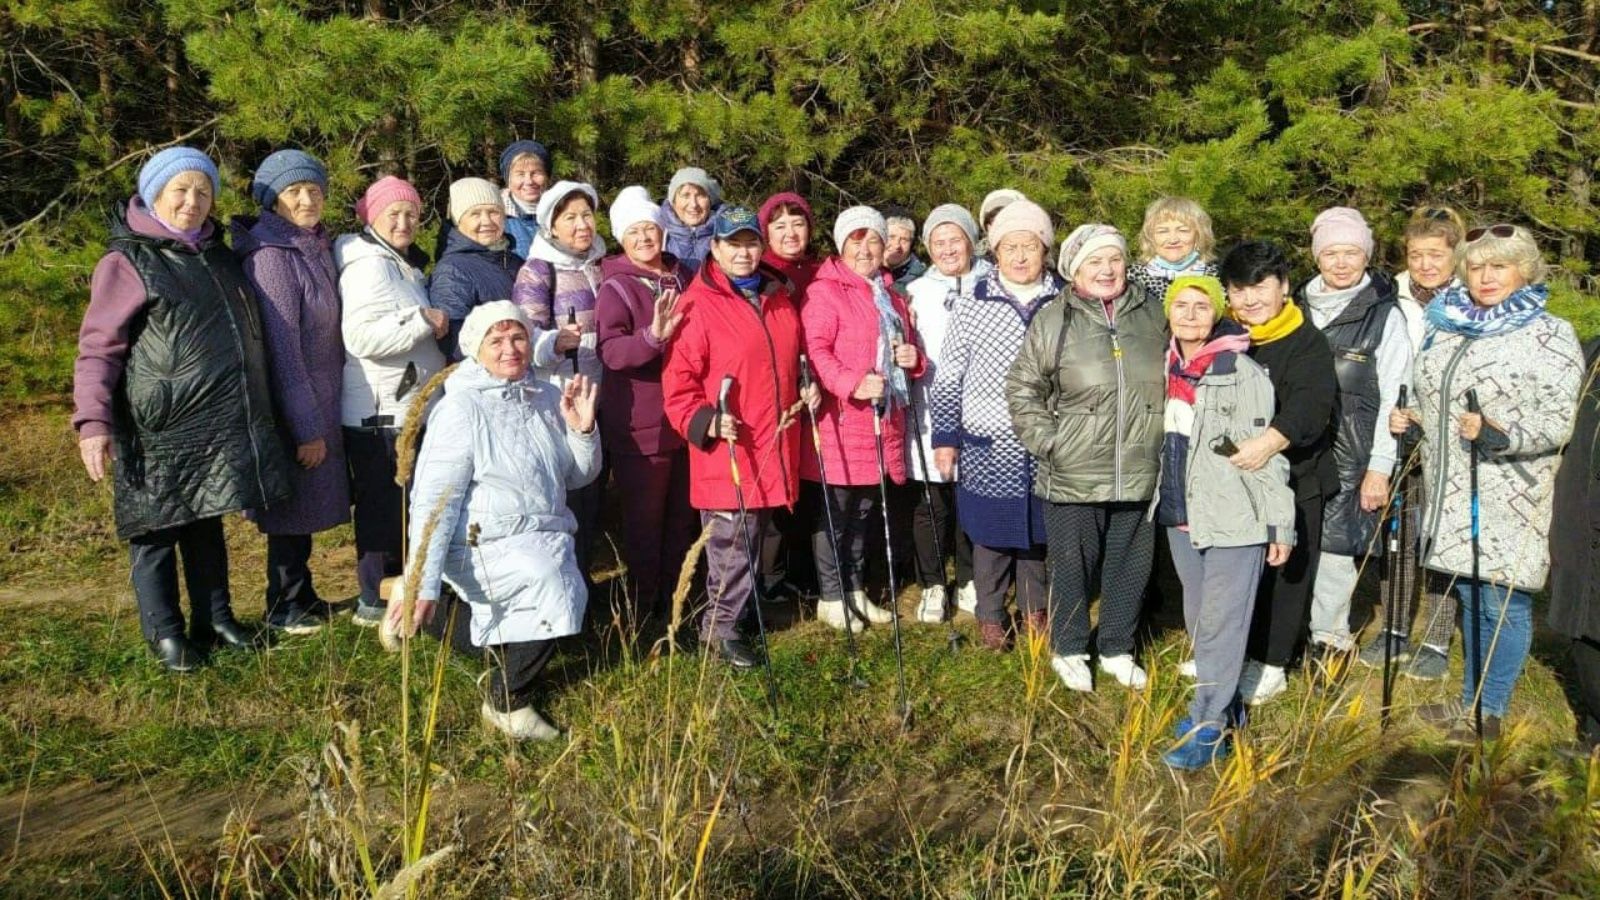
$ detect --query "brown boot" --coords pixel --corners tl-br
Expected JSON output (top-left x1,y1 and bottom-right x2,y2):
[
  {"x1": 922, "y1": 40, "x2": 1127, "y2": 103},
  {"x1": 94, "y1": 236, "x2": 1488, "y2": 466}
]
[{"x1": 979, "y1": 619, "x2": 1010, "y2": 651}]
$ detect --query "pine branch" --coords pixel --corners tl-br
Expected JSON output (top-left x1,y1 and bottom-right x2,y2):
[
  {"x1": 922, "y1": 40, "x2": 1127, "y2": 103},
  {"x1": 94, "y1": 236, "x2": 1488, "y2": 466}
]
[{"x1": 1408, "y1": 21, "x2": 1600, "y2": 66}]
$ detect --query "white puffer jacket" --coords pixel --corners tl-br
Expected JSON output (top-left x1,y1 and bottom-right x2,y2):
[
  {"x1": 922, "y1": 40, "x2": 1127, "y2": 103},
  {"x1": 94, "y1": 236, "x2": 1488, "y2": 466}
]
[
  {"x1": 334, "y1": 231, "x2": 446, "y2": 427},
  {"x1": 407, "y1": 360, "x2": 603, "y2": 646},
  {"x1": 903, "y1": 259, "x2": 991, "y2": 482}
]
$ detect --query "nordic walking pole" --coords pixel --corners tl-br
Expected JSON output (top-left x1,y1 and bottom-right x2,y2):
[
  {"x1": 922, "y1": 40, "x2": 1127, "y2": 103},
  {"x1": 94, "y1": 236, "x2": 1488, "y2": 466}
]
[
  {"x1": 566, "y1": 307, "x2": 579, "y2": 376},
  {"x1": 799, "y1": 354, "x2": 865, "y2": 676},
  {"x1": 871, "y1": 396, "x2": 913, "y2": 726},
  {"x1": 1465, "y1": 388, "x2": 1484, "y2": 740},
  {"x1": 898, "y1": 332, "x2": 965, "y2": 655},
  {"x1": 720, "y1": 375, "x2": 780, "y2": 717},
  {"x1": 1381, "y1": 385, "x2": 1414, "y2": 731}
]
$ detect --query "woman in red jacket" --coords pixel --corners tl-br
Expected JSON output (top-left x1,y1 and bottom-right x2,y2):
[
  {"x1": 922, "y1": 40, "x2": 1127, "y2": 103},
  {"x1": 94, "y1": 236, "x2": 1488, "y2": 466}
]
[
  {"x1": 802, "y1": 206, "x2": 925, "y2": 631},
  {"x1": 662, "y1": 206, "x2": 816, "y2": 668}
]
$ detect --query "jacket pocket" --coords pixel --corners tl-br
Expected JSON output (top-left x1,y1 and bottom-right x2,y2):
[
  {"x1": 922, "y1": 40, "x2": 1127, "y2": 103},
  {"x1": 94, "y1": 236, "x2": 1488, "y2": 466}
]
[{"x1": 130, "y1": 381, "x2": 174, "y2": 433}]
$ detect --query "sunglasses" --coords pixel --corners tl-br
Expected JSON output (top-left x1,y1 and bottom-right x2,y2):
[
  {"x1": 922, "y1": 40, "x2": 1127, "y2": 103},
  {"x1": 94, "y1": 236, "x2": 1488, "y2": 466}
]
[
  {"x1": 1465, "y1": 224, "x2": 1516, "y2": 242},
  {"x1": 1420, "y1": 207, "x2": 1453, "y2": 222}
]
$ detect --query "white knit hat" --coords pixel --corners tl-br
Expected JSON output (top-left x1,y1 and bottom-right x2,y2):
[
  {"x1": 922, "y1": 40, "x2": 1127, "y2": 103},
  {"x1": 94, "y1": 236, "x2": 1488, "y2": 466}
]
[
  {"x1": 921, "y1": 203, "x2": 979, "y2": 248},
  {"x1": 986, "y1": 200, "x2": 1053, "y2": 253},
  {"x1": 448, "y1": 177, "x2": 502, "y2": 224},
  {"x1": 1058, "y1": 223, "x2": 1128, "y2": 280},
  {"x1": 459, "y1": 300, "x2": 529, "y2": 362},
  {"x1": 832, "y1": 205, "x2": 888, "y2": 253},
  {"x1": 979, "y1": 189, "x2": 1027, "y2": 226},
  {"x1": 609, "y1": 185, "x2": 663, "y2": 241},
  {"x1": 536, "y1": 180, "x2": 600, "y2": 233}
]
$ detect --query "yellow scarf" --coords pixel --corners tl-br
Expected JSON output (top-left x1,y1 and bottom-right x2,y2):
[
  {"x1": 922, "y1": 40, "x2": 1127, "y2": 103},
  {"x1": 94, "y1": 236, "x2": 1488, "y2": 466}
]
[{"x1": 1237, "y1": 298, "x2": 1304, "y2": 345}]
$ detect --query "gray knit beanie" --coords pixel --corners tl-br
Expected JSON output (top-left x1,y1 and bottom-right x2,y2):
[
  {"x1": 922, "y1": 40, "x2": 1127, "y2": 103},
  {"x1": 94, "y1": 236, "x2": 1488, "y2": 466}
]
[{"x1": 921, "y1": 203, "x2": 979, "y2": 248}]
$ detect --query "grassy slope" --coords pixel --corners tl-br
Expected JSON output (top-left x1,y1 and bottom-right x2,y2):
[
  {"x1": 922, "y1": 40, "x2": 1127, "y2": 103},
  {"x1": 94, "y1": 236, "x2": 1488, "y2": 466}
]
[{"x1": 2, "y1": 406, "x2": 1598, "y2": 897}]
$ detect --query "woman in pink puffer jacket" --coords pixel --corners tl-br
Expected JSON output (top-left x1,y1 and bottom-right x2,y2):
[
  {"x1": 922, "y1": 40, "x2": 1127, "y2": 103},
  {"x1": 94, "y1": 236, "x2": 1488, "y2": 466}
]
[{"x1": 802, "y1": 206, "x2": 925, "y2": 631}]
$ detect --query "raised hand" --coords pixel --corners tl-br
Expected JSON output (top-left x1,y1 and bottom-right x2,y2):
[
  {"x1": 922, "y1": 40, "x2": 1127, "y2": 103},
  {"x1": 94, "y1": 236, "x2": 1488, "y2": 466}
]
[
  {"x1": 650, "y1": 287, "x2": 684, "y2": 342},
  {"x1": 562, "y1": 374, "x2": 598, "y2": 434}
]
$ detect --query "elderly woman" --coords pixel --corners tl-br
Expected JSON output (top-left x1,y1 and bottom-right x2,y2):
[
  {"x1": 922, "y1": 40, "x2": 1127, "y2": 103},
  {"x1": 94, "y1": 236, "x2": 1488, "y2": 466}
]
[
  {"x1": 931, "y1": 200, "x2": 1059, "y2": 651},
  {"x1": 662, "y1": 206, "x2": 813, "y2": 668},
  {"x1": 1219, "y1": 241, "x2": 1338, "y2": 705},
  {"x1": 903, "y1": 203, "x2": 990, "y2": 623},
  {"x1": 660, "y1": 167, "x2": 722, "y2": 274},
  {"x1": 1007, "y1": 224, "x2": 1166, "y2": 692},
  {"x1": 1151, "y1": 276, "x2": 1294, "y2": 770},
  {"x1": 499, "y1": 139, "x2": 551, "y2": 258},
  {"x1": 431, "y1": 177, "x2": 524, "y2": 360},
  {"x1": 595, "y1": 187, "x2": 693, "y2": 621},
  {"x1": 512, "y1": 180, "x2": 606, "y2": 579},
  {"x1": 803, "y1": 206, "x2": 924, "y2": 630},
  {"x1": 1356, "y1": 205, "x2": 1470, "y2": 679},
  {"x1": 234, "y1": 149, "x2": 350, "y2": 634},
  {"x1": 759, "y1": 191, "x2": 822, "y2": 296},
  {"x1": 74, "y1": 147, "x2": 292, "y2": 671},
  {"x1": 335, "y1": 175, "x2": 447, "y2": 626},
  {"x1": 390, "y1": 302, "x2": 600, "y2": 741},
  {"x1": 1298, "y1": 207, "x2": 1411, "y2": 674},
  {"x1": 882, "y1": 206, "x2": 928, "y2": 291},
  {"x1": 1393, "y1": 225, "x2": 1582, "y2": 742}
]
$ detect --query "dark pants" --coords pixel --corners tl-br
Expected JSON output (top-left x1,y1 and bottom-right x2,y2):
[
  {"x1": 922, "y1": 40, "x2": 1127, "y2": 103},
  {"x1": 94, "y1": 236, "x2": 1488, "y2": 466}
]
[
  {"x1": 483, "y1": 639, "x2": 558, "y2": 713},
  {"x1": 971, "y1": 543, "x2": 1048, "y2": 625},
  {"x1": 265, "y1": 533, "x2": 320, "y2": 619},
  {"x1": 1045, "y1": 501, "x2": 1154, "y2": 657},
  {"x1": 813, "y1": 485, "x2": 880, "y2": 600},
  {"x1": 1569, "y1": 637, "x2": 1600, "y2": 750},
  {"x1": 1247, "y1": 492, "x2": 1324, "y2": 667},
  {"x1": 765, "y1": 480, "x2": 820, "y2": 594},
  {"x1": 701, "y1": 508, "x2": 774, "y2": 641},
  {"x1": 345, "y1": 426, "x2": 404, "y2": 607},
  {"x1": 611, "y1": 449, "x2": 695, "y2": 617},
  {"x1": 910, "y1": 480, "x2": 974, "y2": 588},
  {"x1": 128, "y1": 516, "x2": 232, "y2": 642},
  {"x1": 421, "y1": 590, "x2": 482, "y2": 658},
  {"x1": 569, "y1": 474, "x2": 604, "y2": 584}
]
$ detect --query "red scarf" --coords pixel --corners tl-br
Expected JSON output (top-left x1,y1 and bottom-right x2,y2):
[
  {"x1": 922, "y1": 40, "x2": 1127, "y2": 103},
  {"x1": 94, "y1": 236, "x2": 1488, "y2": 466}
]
[{"x1": 1166, "y1": 324, "x2": 1251, "y2": 405}]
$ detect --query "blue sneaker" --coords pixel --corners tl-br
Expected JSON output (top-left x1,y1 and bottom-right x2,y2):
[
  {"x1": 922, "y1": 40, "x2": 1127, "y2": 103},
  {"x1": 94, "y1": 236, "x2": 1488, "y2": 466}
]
[{"x1": 1162, "y1": 725, "x2": 1230, "y2": 771}]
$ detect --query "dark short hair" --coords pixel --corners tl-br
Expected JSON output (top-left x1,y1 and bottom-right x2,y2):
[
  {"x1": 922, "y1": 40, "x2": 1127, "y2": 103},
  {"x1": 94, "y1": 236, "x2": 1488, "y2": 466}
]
[
  {"x1": 553, "y1": 190, "x2": 593, "y2": 219},
  {"x1": 1218, "y1": 239, "x2": 1291, "y2": 289}
]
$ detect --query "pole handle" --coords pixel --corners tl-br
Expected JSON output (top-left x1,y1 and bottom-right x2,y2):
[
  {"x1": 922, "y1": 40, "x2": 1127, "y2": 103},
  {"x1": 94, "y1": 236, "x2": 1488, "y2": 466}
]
[
  {"x1": 799, "y1": 353, "x2": 814, "y2": 390},
  {"x1": 718, "y1": 374, "x2": 734, "y2": 416}
]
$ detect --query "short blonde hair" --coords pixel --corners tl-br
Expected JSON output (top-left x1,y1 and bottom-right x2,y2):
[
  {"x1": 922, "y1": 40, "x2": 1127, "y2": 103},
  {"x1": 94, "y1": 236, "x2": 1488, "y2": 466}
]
[
  {"x1": 1457, "y1": 224, "x2": 1546, "y2": 285},
  {"x1": 1138, "y1": 196, "x2": 1215, "y2": 263}
]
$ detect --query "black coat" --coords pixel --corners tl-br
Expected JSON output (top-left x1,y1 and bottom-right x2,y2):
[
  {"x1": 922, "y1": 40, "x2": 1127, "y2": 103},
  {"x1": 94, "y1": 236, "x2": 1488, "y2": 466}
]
[
  {"x1": 1549, "y1": 339, "x2": 1600, "y2": 640},
  {"x1": 105, "y1": 204, "x2": 293, "y2": 539},
  {"x1": 1245, "y1": 317, "x2": 1339, "y2": 502}
]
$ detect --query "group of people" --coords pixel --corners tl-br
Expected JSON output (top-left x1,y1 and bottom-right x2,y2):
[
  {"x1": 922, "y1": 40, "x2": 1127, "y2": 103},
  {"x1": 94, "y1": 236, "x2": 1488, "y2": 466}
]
[{"x1": 74, "y1": 140, "x2": 1600, "y2": 768}]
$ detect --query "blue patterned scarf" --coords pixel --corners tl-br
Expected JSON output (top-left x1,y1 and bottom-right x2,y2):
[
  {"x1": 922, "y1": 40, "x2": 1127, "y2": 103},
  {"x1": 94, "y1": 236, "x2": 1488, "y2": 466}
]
[
  {"x1": 869, "y1": 276, "x2": 910, "y2": 410},
  {"x1": 1424, "y1": 282, "x2": 1548, "y2": 345}
]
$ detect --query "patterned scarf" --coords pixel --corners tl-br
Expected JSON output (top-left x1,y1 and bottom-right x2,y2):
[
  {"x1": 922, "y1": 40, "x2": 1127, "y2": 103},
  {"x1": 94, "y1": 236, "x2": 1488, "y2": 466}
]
[
  {"x1": 1235, "y1": 298, "x2": 1305, "y2": 345},
  {"x1": 869, "y1": 275, "x2": 910, "y2": 410},
  {"x1": 1166, "y1": 321, "x2": 1252, "y2": 407},
  {"x1": 1424, "y1": 282, "x2": 1548, "y2": 343}
]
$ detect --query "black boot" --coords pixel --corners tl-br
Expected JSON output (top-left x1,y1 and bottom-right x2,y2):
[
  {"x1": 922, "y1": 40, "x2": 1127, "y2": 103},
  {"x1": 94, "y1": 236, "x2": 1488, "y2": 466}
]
[
  {"x1": 149, "y1": 636, "x2": 204, "y2": 673},
  {"x1": 195, "y1": 619, "x2": 275, "y2": 653},
  {"x1": 714, "y1": 637, "x2": 761, "y2": 670}
]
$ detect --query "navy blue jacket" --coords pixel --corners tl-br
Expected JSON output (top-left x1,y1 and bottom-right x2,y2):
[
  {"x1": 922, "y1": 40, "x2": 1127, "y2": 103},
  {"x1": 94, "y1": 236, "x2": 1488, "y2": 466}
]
[{"x1": 429, "y1": 227, "x2": 524, "y2": 359}]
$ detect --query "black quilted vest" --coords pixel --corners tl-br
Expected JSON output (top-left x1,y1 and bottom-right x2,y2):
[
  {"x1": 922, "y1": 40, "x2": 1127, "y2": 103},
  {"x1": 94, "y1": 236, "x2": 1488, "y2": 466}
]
[
  {"x1": 1307, "y1": 271, "x2": 1398, "y2": 556},
  {"x1": 105, "y1": 206, "x2": 292, "y2": 538}
]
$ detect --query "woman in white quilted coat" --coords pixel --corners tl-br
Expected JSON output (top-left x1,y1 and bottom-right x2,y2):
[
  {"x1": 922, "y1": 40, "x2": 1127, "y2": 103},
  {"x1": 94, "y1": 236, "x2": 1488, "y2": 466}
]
[{"x1": 391, "y1": 301, "x2": 601, "y2": 743}]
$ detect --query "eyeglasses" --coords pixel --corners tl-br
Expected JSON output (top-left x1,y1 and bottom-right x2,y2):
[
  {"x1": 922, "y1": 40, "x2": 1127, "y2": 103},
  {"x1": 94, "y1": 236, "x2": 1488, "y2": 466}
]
[{"x1": 1465, "y1": 224, "x2": 1516, "y2": 242}]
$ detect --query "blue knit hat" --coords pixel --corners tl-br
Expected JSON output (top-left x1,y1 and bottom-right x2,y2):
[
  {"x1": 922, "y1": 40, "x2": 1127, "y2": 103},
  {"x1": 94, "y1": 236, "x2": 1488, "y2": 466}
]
[
  {"x1": 499, "y1": 140, "x2": 552, "y2": 182},
  {"x1": 251, "y1": 149, "x2": 328, "y2": 209},
  {"x1": 137, "y1": 147, "x2": 220, "y2": 209}
]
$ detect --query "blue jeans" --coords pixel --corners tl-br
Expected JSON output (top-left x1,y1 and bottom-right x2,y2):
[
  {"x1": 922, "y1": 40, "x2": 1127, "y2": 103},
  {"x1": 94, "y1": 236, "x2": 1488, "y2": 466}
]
[{"x1": 1455, "y1": 580, "x2": 1533, "y2": 718}]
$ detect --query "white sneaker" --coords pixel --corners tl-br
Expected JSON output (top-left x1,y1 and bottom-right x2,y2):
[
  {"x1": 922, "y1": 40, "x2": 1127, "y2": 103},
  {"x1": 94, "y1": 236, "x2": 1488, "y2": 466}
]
[
  {"x1": 481, "y1": 703, "x2": 560, "y2": 742},
  {"x1": 1239, "y1": 662, "x2": 1287, "y2": 706},
  {"x1": 1098, "y1": 654, "x2": 1148, "y2": 690},
  {"x1": 917, "y1": 585, "x2": 947, "y2": 624},
  {"x1": 1178, "y1": 658, "x2": 1197, "y2": 679},
  {"x1": 1051, "y1": 654, "x2": 1094, "y2": 692},
  {"x1": 852, "y1": 589, "x2": 894, "y2": 625},
  {"x1": 816, "y1": 598, "x2": 854, "y2": 631},
  {"x1": 955, "y1": 581, "x2": 977, "y2": 616}
]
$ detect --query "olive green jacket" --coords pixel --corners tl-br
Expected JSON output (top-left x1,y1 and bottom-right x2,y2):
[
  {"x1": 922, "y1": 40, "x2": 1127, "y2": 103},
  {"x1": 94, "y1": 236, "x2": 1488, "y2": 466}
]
[{"x1": 1005, "y1": 285, "x2": 1167, "y2": 504}]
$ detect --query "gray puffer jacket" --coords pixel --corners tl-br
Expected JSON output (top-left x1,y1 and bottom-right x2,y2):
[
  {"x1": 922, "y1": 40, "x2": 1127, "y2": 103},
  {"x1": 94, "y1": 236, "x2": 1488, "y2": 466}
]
[{"x1": 1006, "y1": 283, "x2": 1166, "y2": 504}]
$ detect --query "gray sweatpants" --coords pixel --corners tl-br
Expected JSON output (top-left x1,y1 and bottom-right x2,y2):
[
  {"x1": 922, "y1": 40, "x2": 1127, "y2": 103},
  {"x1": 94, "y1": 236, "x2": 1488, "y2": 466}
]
[
  {"x1": 700, "y1": 508, "x2": 774, "y2": 641},
  {"x1": 1169, "y1": 528, "x2": 1265, "y2": 730}
]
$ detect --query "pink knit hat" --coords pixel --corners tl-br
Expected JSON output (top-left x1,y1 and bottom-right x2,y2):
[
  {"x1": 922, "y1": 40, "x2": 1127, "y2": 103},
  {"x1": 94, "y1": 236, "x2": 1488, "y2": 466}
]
[
  {"x1": 1310, "y1": 206, "x2": 1374, "y2": 258},
  {"x1": 355, "y1": 176, "x2": 422, "y2": 226},
  {"x1": 985, "y1": 199, "x2": 1053, "y2": 252}
]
